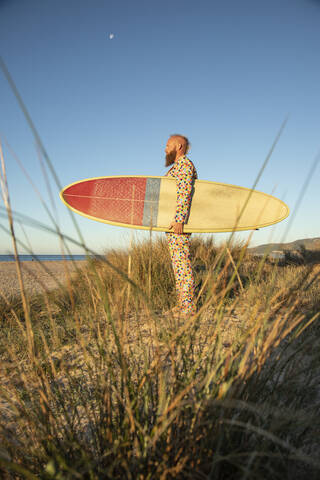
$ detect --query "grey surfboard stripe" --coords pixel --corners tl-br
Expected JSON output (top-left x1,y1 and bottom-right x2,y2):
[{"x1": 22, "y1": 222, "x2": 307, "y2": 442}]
[{"x1": 142, "y1": 178, "x2": 161, "y2": 227}]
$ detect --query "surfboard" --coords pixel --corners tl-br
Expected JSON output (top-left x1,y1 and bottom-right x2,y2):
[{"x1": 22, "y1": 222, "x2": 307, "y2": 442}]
[{"x1": 60, "y1": 176, "x2": 289, "y2": 233}]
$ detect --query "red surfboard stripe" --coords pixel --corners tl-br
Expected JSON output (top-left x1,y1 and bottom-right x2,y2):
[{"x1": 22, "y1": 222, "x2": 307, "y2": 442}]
[{"x1": 63, "y1": 177, "x2": 147, "y2": 225}]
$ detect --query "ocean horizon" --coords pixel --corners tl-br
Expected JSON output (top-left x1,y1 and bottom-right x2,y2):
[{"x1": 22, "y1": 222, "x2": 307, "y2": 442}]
[{"x1": 0, "y1": 254, "x2": 90, "y2": 262}]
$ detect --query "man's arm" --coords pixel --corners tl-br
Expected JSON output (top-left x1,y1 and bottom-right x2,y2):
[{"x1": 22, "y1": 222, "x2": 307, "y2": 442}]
[{"x1": 168, "y1": 157, "x2": 194, "y2": 234}]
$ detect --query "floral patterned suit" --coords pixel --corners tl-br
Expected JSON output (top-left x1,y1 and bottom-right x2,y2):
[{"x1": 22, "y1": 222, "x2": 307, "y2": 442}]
[{"x1": 166, "y1": 155, "x2": 198, "y2": 315}]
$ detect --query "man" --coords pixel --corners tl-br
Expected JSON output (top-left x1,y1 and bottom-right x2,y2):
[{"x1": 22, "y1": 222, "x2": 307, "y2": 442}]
[{"x1": 165, "y1": 134, "x2": 198, "y2": 317}]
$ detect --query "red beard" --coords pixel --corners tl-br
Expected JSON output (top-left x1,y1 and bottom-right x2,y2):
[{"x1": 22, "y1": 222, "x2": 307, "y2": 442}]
[{"x1": 165, "y1": 150, "x2": 176, "y2": 167}]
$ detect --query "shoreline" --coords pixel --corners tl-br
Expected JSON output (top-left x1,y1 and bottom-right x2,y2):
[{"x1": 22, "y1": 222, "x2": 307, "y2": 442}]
[{"x1": 0, "y1": 260, "x2": 87, "y2": 299}]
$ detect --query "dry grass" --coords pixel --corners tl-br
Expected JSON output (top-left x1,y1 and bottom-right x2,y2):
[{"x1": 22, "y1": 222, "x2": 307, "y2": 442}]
[
  {"x1": 1, "y1": 56, "x2": 319, "y2": 478},
  {"x1": 0, "y1": 237, "x2": 320, "y2": 479}
]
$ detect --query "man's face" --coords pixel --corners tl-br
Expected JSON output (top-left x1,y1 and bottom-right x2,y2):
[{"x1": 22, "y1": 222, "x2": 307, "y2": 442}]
[{"x1": 165, "y1": 139, "x2": 177, "y2": 167}]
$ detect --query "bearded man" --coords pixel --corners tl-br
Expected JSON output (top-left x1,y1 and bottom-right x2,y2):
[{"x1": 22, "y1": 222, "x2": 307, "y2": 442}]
[{"x1": 165, "y1": 134, "x2": 198, "y2": 317}]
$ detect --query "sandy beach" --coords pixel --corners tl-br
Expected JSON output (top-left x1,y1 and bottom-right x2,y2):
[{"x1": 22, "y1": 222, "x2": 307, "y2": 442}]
[{"x1": 0, "y1": 260, "x2": 87, "y2": 299}]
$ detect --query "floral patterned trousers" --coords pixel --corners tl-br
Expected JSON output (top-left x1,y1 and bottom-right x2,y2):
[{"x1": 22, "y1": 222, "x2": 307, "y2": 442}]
[{"x1": 166, "y1": 232, "x2": 196, "y2": 315}]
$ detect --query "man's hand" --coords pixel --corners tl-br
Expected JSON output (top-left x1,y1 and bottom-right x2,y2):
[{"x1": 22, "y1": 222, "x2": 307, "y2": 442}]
[{"x1": 168, "y1": 221, "x2": 184, "y2": 234}]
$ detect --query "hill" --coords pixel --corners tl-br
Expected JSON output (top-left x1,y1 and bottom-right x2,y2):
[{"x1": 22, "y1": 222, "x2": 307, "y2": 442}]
[{"x1": 248, "y1": 237, "x2": 320, "y2": 254}]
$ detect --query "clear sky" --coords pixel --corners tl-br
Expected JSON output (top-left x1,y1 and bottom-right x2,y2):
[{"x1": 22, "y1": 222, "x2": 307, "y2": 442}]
[{"x1": 0, "y1": 0, "x2": 319, "y2": 255}]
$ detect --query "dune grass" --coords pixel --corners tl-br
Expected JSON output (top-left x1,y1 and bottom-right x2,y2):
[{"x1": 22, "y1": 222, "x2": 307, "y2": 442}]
[
  {"x1": 0, "y1": 237, "x2": 320, "y2": 480},
  {"x1": 1, "y1": 56, "x2": 319, "y2": 479}
]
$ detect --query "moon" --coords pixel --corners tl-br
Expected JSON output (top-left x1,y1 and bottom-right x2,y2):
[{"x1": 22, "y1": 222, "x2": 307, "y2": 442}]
[{"x1": 109, "y1": 33, "x2": 114, "y2": 40}]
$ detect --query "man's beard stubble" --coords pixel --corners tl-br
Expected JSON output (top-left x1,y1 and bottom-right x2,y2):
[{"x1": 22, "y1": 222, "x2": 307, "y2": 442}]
[{"x1": 165, "y1": 149, "x2": 176, "y2": 167}]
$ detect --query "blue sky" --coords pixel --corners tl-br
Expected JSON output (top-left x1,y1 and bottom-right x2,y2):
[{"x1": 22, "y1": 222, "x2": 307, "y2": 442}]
[{"x1": 0, "y1": 0, "x2": 320, "y2": 254}]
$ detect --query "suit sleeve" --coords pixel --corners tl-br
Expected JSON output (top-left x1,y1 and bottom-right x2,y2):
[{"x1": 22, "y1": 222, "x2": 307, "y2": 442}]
[{"x1": 174, "y1": 158, "x2": 194, "y2": 223}]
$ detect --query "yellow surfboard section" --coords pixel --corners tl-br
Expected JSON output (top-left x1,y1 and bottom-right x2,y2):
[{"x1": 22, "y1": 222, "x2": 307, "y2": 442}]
[
  {"x1": 60, "y1": 175, "x2": 289, "y2": 233},
  {"x1": 158, "y1": 178, "x2": 289, "y2": 233}
]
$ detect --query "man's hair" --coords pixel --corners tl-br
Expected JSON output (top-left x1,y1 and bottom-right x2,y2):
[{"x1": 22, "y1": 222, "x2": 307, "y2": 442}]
[{"x1": 170, "y1": 134, "x2": 190, "y2": 154}]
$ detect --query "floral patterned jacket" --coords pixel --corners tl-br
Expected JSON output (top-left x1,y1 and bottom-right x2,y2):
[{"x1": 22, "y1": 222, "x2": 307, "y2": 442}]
[{"x1": 166, "y1": 155, "x2": 198, "y2": 224}]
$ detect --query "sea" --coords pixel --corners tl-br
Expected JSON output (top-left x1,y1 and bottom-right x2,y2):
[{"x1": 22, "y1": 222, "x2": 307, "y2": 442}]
[{"x1": 0, "y1": 254, "x2": 88, "y2": 262}]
